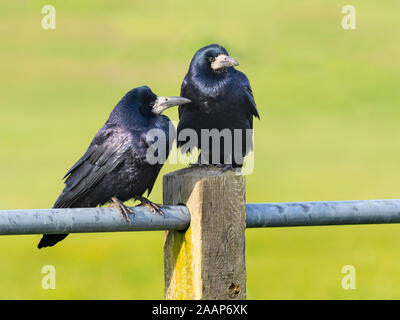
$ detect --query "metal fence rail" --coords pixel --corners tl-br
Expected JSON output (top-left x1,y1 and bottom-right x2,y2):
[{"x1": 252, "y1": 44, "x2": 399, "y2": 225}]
[
  {"x1": 1, "y1": 199, "x2": 400, "y2": 236},
  {"x1": 0, "y1": 205, "x2": 190, "y2": 235},
  {"x1": 246, "y1": 199, "x2": 400, "y2": 228}
]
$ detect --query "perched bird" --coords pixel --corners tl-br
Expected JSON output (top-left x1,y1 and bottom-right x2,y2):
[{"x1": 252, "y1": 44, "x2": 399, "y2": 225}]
[
  {"x1": 38, "y1": 86, "x2": 191, "y2": 249},
  {"x1": 177, "y1": 44, "x2": 259, "y2": 170}
]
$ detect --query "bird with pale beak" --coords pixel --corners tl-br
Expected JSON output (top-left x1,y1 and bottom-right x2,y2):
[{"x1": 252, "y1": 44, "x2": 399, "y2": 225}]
[{"x1": 177, "y1": 44, "x2": 259, "y2": 171}]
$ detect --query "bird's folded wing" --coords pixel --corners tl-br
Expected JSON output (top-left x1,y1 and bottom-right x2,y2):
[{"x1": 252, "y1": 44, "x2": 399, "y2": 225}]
[
  {"x1": 178, "y1": 77, "x2": 189, "y2": 120},
  {"x1": 239, "y1": 73, "x2": 260, "y2": 121},
  {"x1": 244, "y1": 84, "x2": 259, "y2": 120},
  {"x1": 54, "y1": 126, "x2": 131, "y2": 208}
]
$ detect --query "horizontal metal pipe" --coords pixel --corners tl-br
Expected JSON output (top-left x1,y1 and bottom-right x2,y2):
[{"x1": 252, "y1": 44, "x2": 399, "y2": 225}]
[
  {"x1": 0, "y1": 205, "x2": 190, "y2": 235},
  {"x1": 1, "y1": 200, "x2": 400, "y2": 236},
  {"x1": 246, "y1": 200, "x2": 400, "y2": 228}
]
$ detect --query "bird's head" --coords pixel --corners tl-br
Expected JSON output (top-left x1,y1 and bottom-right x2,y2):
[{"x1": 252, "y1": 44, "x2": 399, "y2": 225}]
[
  {"x1": 130, "y1": 86, "x2": 191, "y2": 116},
  {"x1": 189, "y1": 44, "x2": 239, "y2": 75}
]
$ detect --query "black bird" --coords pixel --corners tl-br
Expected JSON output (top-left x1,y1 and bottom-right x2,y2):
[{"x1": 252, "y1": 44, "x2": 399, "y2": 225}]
[
  {"x1": 177, "y1": 44, "x2": 259, "y2": 170},
  {"x1": 38, "y1": 86, "x2": 191, "y2": 249}
]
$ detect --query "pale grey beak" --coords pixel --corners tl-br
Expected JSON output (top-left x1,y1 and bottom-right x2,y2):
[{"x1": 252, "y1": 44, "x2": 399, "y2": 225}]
[
  {"x1": 152, "y1": 96, "x2": 191, "y2": 114},
  {"x1": 211, "y1": 54, "x2": 239, "y2": 70}
]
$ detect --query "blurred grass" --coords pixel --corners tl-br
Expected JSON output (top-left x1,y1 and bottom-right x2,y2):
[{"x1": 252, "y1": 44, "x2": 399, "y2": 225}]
[{"x1": 0, "y1": 0, "x2": 399, "y2": 299}]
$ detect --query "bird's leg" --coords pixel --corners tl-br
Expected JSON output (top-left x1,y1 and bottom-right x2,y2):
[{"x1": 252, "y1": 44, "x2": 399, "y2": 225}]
[
  {"x1": 221, "y1": 164, "x2": 235, "y2": 173},
  {"x1": 189, "y1": 152, "x2": 211, "y2": 167},
  {"x1": 189, "y1": 156, "x2": 205, "y2": 167},
  {"x1": 134, "y1": 196, "x2": 164, "y2": 215},
  {"x1": 215, "y1": 163, "x2": 236, "y2": 173},
  {"x1": 189, "y1": 162, "x2": 207, "y2": 168},
  {"x1": 110, "y1": 197, "x2": 134, "y2": 224}
]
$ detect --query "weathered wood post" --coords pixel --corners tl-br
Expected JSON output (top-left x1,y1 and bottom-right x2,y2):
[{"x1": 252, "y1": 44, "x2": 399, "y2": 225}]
[{"x1": 163, "y1": 166, "x2": 246, "y2": 300}]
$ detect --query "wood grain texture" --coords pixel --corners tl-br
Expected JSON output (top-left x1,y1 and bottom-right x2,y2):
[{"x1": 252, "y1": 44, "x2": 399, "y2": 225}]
[{"x1": 163, "y1": 166, "x2": 246, "y2": 300}]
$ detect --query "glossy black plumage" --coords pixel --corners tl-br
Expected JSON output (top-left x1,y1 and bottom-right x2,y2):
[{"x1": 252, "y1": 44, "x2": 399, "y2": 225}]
[
  {"x1": 177, "y1": 44, "x2": 259, "y2": 167},
  {"x1": 38, "y1": 86, "x2": 176, "y2": 248}
]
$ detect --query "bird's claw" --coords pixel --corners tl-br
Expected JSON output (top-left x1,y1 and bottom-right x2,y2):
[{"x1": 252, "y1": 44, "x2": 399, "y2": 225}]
[
  {"x1": 189, "y1": 163, "x2": 199, "y2": 167},
  {"x1": 111, "y1": 197, "x2": 134, "y2": 224},
  {"x1": 189, "y1": 161, "x2": 207, "y2": 167},
  {"x1": 141, "y1": 201, "x2": 164, "y2": 216},
  {"x1": 135, "y1": 196, "x2": 164, "y2": 216},
  {"x1": 216, "y1": 164, "x2": 235, "y2": 173}
]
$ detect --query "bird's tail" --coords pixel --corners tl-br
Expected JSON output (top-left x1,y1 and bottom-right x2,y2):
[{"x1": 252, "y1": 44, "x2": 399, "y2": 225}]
[
  {"x1": 38, "y1": 234, "x2": 69, "y2": 249},
  {"x1": 37, "y1": 192, "x2": 75, "y2": 249}
]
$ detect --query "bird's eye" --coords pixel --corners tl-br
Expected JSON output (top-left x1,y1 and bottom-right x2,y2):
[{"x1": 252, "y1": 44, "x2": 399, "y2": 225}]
[
  {"x1": 149, "y1": 101, "x2": 155, "y2": 107},
  {"x1": 208, "y1": 57, "x2": 215, "y2": 62}
]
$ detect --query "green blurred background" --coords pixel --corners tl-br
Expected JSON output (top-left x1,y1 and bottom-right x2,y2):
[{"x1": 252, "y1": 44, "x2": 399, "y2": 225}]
[{"x1": 0, "y1": 0, "x2": 399, "y2": 299}]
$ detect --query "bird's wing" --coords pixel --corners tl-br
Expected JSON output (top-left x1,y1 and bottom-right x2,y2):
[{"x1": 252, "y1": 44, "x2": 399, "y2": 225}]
[
  {"x1": 54, "y1": 125, "x2": 131, "y2": 208},
  {"x1": 178, "y1": 77, "x2": 189, "y2": 120},
  {"x1": 239, "y1": 73, "x2": 260, "y2": 121}
]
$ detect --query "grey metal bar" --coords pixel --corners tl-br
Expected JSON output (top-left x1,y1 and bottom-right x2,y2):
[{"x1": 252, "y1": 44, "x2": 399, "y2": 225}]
[
  {"x1": 0, "y1": 205, "x2": 190, "y2": 235},
  {"x1": 246, "y1": 200, "x2": 400, "y2": 228},
  {"x1": 1, "y1": 200, "x2": 400, "y2": 236}
]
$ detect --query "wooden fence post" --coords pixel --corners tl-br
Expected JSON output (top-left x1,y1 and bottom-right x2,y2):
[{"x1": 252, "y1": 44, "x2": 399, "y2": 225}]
[{"x1": 163, "y1": 166, "x2": 246, "y2": 300}]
